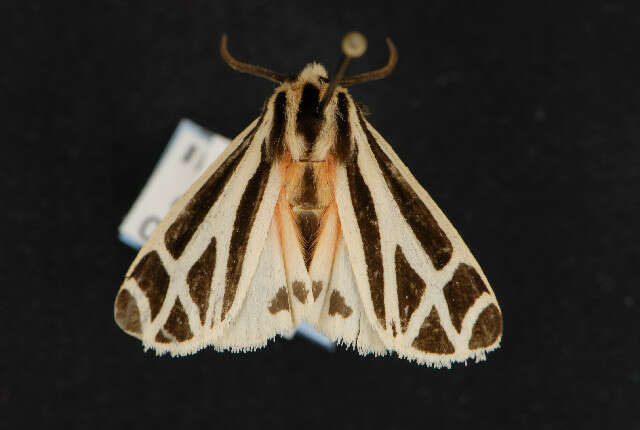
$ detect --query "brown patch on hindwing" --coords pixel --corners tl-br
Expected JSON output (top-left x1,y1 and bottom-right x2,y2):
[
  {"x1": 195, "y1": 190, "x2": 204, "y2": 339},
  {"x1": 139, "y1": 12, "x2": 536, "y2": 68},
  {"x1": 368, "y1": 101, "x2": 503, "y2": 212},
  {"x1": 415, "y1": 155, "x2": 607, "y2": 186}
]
[
  {"x1": 443, "y1": 263, "x2": 490, "y2": 332},
  {"x1": 292, "y1": 280, "x2": 309, "y2": 304},
  {"x1": 395, "y1": 246, "x2": 426, "y2": 333},
  {"x1": 221, "y1": 142, "x2": 272, "y2": 321},
  {"x1": 268, "y1": 287, "x2": 290, "y2": 314},
  {"x1": 129, "y1": 251, "x2": 169, "y2": 320},
  {"x1": 312, "y1": 281, "x2": 323, "y2": 300},
  {"x1": 187, "y1": 237, "x2": 216, "y2": 325},
  {"x1": 164, "y1": 115, "x2": 263, "y2": 259},
  {"x1": 346, "y1": 147, "x2": 385, "y2": 328},
  {"x1": 357, "y1": 111, "x2": 452, "y2": 270},
  {"x1": 328, "y1": 290, "x2": 353, "y2": 318},
  {"x1": 114, "y1": 289, "x2": 142, "y2": 334},
  {"x1": 412, "y1": 307, "x2": 455, "y2": 354},
  {"x1": 469, "y1": 304, "x2": 502, "y2": 349}
]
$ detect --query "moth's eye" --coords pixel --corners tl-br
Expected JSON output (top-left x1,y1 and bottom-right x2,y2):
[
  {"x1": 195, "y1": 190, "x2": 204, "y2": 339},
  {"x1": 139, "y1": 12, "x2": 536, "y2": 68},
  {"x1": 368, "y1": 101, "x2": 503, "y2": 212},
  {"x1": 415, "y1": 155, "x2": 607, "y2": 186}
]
[{"x1": 318, "y1": 76, "x2": 330, "y2": 84}]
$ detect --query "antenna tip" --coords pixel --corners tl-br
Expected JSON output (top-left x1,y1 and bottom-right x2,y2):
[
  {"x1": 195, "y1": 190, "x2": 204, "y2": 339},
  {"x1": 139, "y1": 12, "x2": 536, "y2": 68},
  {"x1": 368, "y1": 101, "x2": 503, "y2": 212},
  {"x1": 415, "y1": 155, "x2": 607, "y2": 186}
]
[{"x1": 341, "y1": 31, "x2": 367, "y2": 58}]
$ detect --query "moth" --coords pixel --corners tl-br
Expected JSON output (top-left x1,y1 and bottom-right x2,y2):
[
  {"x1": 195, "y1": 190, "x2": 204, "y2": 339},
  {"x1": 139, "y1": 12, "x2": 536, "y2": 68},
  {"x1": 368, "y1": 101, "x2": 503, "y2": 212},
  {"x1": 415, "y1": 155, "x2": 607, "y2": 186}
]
[{"x1": 114, "y1": 32, "x2": 502, "y2": 367}]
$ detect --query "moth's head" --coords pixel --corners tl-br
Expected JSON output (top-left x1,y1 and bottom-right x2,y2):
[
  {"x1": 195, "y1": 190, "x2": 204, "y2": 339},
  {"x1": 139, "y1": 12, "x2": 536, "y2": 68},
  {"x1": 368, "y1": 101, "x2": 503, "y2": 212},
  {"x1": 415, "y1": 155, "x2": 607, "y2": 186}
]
[
  {"x1": 292, "y1": 63, "x2": 330, "y2": 87},
  {"x1": 220, "y1": 32, "x2": 397, "y2": 160}
]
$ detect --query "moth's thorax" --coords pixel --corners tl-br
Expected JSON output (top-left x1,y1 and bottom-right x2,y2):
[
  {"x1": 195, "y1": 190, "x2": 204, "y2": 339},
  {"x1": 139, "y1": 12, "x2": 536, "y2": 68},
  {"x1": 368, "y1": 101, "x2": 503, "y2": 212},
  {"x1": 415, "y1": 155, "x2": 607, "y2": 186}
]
[{"x1": 268, "y1": 63, "x2": 347, "y2": 162}]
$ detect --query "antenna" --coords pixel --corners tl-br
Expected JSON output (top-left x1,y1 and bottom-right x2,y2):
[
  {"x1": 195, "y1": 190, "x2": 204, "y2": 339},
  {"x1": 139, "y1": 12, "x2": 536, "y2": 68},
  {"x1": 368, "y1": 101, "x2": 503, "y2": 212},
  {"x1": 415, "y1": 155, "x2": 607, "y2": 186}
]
[{"x1": 319, "y1": 31, "x2": 368, "y2": 112}]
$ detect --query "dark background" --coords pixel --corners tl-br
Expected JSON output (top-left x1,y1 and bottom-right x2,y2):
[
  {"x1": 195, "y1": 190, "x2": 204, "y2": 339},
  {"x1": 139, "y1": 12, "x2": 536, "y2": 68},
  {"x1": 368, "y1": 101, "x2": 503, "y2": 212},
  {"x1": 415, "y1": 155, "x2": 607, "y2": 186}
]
[{"x1": 3, "y1": 1, "x2": 639, "y2": 428}]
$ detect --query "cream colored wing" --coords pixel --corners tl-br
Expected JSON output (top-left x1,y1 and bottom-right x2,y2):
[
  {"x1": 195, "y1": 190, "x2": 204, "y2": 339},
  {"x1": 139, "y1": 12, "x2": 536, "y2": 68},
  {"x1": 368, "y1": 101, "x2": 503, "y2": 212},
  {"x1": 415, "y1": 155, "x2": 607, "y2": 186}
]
[
  {"x1": 331, "y1": 93, "x2": 502, "y2": 367},
  {"x1": 114, "y1": 107, "x2": 289, "y2": 355}
]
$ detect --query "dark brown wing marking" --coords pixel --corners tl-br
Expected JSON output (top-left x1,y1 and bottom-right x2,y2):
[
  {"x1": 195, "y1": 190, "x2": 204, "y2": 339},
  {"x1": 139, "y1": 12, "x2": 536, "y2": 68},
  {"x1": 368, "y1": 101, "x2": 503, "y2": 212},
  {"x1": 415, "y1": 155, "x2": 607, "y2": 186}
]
[
  {"x1": 357, "y1": 110, "x2": 453, "y2": 270},
  {"x1": 164, "y1": 115, "x2": 264, "y2": 259},
  {"x1": 268, "y1": 287, "x2": 290, "y2": 314},
  {"x1": 334, "y1": 92, "x2": 352, "y2": 162},
  {"x1": 312, "y1": 280, "x2": 323, "y2": 300},
  {"x1": 346, "y1": 147, "x2": 385, "y2": 328},
  {"x1": 163, "y1": 298, "x2": 193, "y2": 342},
  {"x1": 412, "y1": 307, "x2": 455, "y2": 354},
  {"x1": 443, "y1": 263, "x2": 490, "y2": 333},
  {"x1": 267, "y1": 91, "x2": 287, "y2": 161},
  {"x1": 114, "y1": 289, "x2": 142, "y2": 334},
  {"x1": 328, "y1": 290, "x2": 353, "y2": 318},
  {"x1": 129, "y1": 251, "x2": 169, "y2": 320},
  {"x1": 155, "y1": 330, "x2": 172, "y2": 343},
  {"x1": 221, "y1": 142, "x2": 272, "y2": 320},
  {"x1": 468, "y1": 304, "x2": 502, "y2": 349},
  {"x1": 292, "y1": 280, "x2": 309, "y2": 304},
  {"x1": 187, "y1": 237, "x2": 216, "y2": 325},
  {"x1": 395, "y1": 245, "x2": 426, "y2": 333}
]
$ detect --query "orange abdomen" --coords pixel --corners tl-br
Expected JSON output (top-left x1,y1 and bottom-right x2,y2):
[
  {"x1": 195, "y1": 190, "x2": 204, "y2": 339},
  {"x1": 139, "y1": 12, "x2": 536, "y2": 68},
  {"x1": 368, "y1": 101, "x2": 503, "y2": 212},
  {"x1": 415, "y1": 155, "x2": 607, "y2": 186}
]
[{"x1": 283, "y1": 158, "x2": 335, "y2": 266}]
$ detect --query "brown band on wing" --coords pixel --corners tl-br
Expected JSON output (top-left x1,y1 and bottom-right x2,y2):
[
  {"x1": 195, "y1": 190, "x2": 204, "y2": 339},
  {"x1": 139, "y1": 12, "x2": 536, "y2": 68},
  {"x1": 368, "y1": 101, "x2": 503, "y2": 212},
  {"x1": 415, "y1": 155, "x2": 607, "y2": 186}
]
[
  {"x1": 328, "y1": 290, "x2": 353, "y2": 318},
  {"x1": 267, "y1": 91, "x2": 287, "y2": 161},
  {"x1": 114, "y1": 289, "x2": 142, "y2": 334},
  {"x1": 312, "y1": 280, "x2": 323, "y2": 300},
  {"x1": 296, "y1": 83, "x2": 324, "y2": 152},
  {"x1": 187, "y1": 237, "x2": 216, "y2": 325},
  {"x1": 395, "y1": 245, "x2": 426, "y2": 333},
  {"x1": 443, "y1": 263, "x2": 490, "y2": 333},
  {"x1": 268, "y1": 286, "x2": 290, "y2": 314},
  {"x1": 129, "y1": 251, "x2": 169, "y2": 321},
  {"x1": 164, "y1": 115, "x2": 263, "y2": 259},
  {"x1": 357, "y1": 111, "x2": 452, "y2": 270},
  {"x1": 333, "y1": 92, "x2": 352, "y2": 162},
  {"x1": 412, "y1": 307, "x2": 455, "y2": 354},
  {"x1": 221, "y1": 142, "x2": 272, "y2": 320},
  {"x1": 163, "y1": 298, "x2": 193, "y2": 342},
  {"x1": 468, "y1": 304, "x2": 502, "y2": 350},
  {"x1": 346, "y1": 147, "x2": 385, "y2": 328},
  {"x1": 292, "y1": 280, "x2": 309, "y2": 304}
]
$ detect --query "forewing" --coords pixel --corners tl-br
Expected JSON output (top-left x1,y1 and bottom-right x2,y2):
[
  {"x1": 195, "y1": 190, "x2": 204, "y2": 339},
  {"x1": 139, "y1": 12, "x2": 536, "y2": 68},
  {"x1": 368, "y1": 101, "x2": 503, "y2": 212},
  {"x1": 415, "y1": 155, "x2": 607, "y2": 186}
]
[
  {"x1": 334, "y1": 95, "x2": 502, "y2": 366},
  {"x1": 114, "y1": 112, "x2": 284, "y2": 355}
]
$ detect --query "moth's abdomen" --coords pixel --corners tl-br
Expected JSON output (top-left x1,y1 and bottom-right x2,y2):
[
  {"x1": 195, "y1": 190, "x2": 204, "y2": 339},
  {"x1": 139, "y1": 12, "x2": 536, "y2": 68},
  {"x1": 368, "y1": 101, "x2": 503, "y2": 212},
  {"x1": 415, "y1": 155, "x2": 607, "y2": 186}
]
[{"x1": 284, "y1": 159, "x2": 335, "y2": 267}]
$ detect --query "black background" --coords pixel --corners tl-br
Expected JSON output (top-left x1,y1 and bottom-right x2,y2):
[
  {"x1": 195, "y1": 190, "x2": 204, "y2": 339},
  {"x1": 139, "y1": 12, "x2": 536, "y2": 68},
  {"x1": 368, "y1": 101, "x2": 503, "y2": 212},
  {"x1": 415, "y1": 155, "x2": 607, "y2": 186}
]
[{"x1": 4, "y1": 1, "x2": 640, "y2": 428}]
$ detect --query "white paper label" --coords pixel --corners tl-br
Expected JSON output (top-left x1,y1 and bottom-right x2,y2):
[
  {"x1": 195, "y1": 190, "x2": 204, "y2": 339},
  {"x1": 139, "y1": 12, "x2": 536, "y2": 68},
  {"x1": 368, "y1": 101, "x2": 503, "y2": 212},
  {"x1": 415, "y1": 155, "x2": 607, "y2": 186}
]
[
  {"x1": 119, "y1": 119, "x2": 230, "y2": 248},
  {"x1": 118, "y1": 119, "x2": 333, "y2": 350}
]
